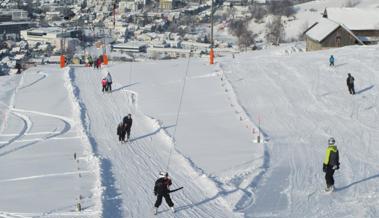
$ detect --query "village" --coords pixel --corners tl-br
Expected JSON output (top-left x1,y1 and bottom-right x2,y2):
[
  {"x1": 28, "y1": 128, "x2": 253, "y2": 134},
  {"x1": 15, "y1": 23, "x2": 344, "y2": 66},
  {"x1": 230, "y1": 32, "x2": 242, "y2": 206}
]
[{"x1": 1, "y1": 0, "x2": 379, "y2": 75}]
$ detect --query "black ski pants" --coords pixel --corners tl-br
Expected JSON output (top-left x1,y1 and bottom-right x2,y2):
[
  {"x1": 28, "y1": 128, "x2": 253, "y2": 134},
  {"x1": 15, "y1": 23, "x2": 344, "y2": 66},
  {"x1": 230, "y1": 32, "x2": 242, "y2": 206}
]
[
  {"x1": 126, "y1": 128, "x2": 131, "y2": 139},
  {"x1": 325, "y1": 166, "x2": 335, "y2": 186},
  {"x1": 119, "y1": 132, "x2": 126, "y2": 142},
  {"x1": 348, "y1": 84, "x2": 355, "y2": 95},
  {"x1": 154, "y1": 193, "x2": 174, "y2": 208}
]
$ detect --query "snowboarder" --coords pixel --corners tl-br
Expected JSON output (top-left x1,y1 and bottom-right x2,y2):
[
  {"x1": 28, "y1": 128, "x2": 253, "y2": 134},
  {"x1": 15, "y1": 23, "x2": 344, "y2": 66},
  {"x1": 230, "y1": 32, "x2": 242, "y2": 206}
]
[
  {"x1": 323, "y1": 137, "x2": 340, "y2": 192},
  {"x1": 106, "y1": 72, "x2": 112, "y2": 92},
  {"x1": 123, "y1": 113, "x2": 132, "y2": 141},
  {"x1": 101, "y1": 78, "x2": 107, "y2": 93},
  {"x1": 329, "y1": 55, "x2": 335, "y2": 66},
  {"x1": 117, "y1": 122, "x2": 127, "y2": 142},
  {"x1": 154, "y1": 172, "x2": 175, "y2": 214},
  {"x1": 346, "y1": 73, "x2": 355, "y2": 95}
]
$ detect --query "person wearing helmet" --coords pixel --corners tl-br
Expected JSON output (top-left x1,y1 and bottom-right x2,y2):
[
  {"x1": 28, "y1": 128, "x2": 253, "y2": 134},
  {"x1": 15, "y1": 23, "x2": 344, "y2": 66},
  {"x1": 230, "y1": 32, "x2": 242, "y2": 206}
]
[
  {"x1": 323, "y1": 137, "x2": 340, "y2": 191},
  {"x1": 154, "y1": 172, "x2": 174, "y2": 214}
]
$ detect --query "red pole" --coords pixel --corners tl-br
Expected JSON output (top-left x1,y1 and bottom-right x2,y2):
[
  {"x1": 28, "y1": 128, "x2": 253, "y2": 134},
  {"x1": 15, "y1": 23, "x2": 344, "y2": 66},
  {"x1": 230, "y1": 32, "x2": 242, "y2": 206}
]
[{"x1": 210, "y1": 48, "x2": 214, "y2": 65}]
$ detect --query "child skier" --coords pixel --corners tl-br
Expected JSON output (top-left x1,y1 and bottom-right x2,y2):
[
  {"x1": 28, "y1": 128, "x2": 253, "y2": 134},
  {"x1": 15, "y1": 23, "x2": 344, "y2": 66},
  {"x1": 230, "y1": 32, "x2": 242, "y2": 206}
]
[
  {"x1": 101, "y1": 78, "x2": 107, "y2": 93},
  {"x1": 117, "y1": 122, "x2": 127, "y2": 142},
  {"x1": 154, "y1": 172, "x2": 175, "y2": 214},
  {"x1": 323, "y1": 137, "x2": 340, "y2": 192},
  {"x1": 329, "y1": 55, "x2": 335, "y2": 66}
]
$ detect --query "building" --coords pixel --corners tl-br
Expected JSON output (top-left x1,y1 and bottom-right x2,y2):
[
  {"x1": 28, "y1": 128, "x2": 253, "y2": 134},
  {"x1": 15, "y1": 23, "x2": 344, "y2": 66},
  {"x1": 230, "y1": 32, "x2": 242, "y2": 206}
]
[
  {"x1": 0, "y1": 21, "x2": 35, "y2": 35},
  {"x1": 304, "y1": 18, "x2": 363, "y2": 51},
  {"x1": 160, "y1": 0, "x2": 173, "y2": 10},
  {"x1": 111, "y1": 42, "x2": 147, "y2": 53},
  {"x1": 323, "y1": 8, "x2": 379, "y2": 45},
  {"x1": 0, "y1": 9, "x2": 28, "y2": 21},
  {"x1": 20, "y1": 27, "x2": 81, "y2": 48}
]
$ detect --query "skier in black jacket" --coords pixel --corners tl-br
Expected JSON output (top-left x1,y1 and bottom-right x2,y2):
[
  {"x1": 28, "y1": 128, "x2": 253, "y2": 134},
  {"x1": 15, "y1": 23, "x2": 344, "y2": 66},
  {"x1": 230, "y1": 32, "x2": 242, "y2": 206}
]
[
  {"x1": 347, "y1": 73, "x2": 355, "y2": 95},
  {"x1": 123, "y1": 114, "x2": 133, "y2": 141},
  {"x1": 154, "y1": 172, "x2": 174, "y2": 214}
]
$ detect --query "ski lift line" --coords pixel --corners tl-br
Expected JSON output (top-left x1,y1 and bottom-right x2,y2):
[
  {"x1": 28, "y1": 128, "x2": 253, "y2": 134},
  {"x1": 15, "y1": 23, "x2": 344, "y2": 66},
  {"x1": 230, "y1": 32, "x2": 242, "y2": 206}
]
[{"x1": 166, "y1": 52, "x2": 192, "y2": 172}]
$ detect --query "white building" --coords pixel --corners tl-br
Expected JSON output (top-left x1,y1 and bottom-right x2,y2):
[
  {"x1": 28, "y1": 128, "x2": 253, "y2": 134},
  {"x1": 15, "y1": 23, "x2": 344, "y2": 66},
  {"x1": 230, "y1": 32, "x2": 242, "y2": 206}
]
[{"x1": 0, "y1": 9, "x2": 28, "y2": 21}]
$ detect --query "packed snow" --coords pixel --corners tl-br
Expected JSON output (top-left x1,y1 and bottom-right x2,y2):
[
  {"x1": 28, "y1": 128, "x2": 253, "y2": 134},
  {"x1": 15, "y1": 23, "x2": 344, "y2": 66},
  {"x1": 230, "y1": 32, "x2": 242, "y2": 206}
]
[{"x1": 2, "y1": 22, "x2": 379, "y2": 218}]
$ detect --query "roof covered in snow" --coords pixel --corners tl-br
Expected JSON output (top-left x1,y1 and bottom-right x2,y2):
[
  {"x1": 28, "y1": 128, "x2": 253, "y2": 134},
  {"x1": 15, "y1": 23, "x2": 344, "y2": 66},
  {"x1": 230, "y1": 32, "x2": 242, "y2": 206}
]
[
  {"x1": 325, "y1": 8, "x2": 379, "y2": 30},
  {"x1": 305, "y1": 18, "x2": 340, "y2": 42}
]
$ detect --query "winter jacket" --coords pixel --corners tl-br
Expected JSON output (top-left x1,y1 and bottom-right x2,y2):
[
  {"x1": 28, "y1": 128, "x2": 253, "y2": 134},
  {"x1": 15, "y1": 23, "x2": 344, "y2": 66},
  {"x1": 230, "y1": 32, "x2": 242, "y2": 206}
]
[
  {"x1": 323, "y1": 145, "x2": 339, "y2": 167},
  {"x1": 123, "y1": 116, "x2": 133, "y2": 130},
  {"x1": 154, "y1": 177, "x2": 172, "y2": 195},
  {"x1": 347, "y1": 76, "x2": 355, "y2": 86},
  {"x1": 329, "y1": 56, "x2": 334, "y2": 63},
  {"x1": 106, "y1": 73, "x2": 112, "y2": 83},
  {"x1": 117, "y1": 123, "x2": 126, "y2": 135},
  {"x1": 101, "y1": 79, "x2": 107, "y2": 87}
]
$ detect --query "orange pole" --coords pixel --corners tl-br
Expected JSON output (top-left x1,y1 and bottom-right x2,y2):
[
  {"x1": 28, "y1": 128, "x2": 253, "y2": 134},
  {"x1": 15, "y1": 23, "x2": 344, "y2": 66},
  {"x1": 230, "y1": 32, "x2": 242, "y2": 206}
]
[
  {"x1": 60, "y1": 55, "x2": 65, "y2": 68},
  {"x1": 103, "y1": 53, "x2": 108, "y2": 65},
  {"x1": 210, "y1": 48, "x2": 214, "y2": 65}
]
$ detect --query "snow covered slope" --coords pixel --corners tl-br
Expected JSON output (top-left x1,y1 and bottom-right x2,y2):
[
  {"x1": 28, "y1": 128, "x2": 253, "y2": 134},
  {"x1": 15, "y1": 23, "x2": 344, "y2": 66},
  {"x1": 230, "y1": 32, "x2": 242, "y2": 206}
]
[
  {"x1": 2, "y1": 43, "x2": 379, "y2": 218},
  {"x1": 220, "y1": 44, "x2": 379, "y2": 217},
  {"x1": 0, "y1": 66, "x2": 102, "y2": 217}
]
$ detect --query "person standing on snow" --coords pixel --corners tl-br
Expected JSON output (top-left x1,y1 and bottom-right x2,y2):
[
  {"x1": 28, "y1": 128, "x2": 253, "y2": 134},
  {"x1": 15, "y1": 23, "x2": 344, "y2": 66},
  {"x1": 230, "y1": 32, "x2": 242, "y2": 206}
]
[
  {"x1": 329, "y1": 55, "x2": 335, "y2": 66},
  {"x1": 101, "y1": 78, "x2": 107, "y2": 93},
  {"x1": 323, "y1": 137, "x2": 340, "y2": 192},
  {"x1": 123, "y1": 113, "x2": 132, "y2": 141},
  {"x1": 154, "y1": 172, "x2": 175, "y2": 214},
  {"x1": 117, "y1": 122, "x2": 127, "y2": 142},
  {"x1": 106, "y1": 72, "x2": 112, "y2": 92},
  {"x1": 346, "y1": 73, "x2": 355, "y2": 95}
]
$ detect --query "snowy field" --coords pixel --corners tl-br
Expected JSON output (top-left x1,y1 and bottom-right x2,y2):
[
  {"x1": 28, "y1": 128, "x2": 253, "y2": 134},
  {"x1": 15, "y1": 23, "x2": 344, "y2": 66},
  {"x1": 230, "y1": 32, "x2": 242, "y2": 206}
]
[
  {"x1": 0, "y1": 66, "x2": 101, "y2": 217},
  {"x1": 1, "y1": 42, "x2": 379, "y2": 217}
]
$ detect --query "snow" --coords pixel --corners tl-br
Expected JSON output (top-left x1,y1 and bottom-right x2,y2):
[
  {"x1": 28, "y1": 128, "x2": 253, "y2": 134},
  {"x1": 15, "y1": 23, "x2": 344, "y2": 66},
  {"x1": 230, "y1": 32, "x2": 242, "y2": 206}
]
[
  {"x1": 325, "y1": 8, "x2": 379, "y2": 30},
  {"x1": 0, "y1": 66, "x2": 101, "y2": 217},
  {"x1": 305, "y1": 18, "x2": 340, "y2": 42}
]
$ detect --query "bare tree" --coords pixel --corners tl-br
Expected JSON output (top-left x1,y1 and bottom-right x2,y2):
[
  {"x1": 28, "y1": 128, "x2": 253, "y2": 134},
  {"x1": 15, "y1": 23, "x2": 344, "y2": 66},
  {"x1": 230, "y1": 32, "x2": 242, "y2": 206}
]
[
  {"x1": 265, "y1": 16, "x2": 285, "y2": 45},
  {"x1": 229, "y1": 20, "x2": 256, "y2": 50}
]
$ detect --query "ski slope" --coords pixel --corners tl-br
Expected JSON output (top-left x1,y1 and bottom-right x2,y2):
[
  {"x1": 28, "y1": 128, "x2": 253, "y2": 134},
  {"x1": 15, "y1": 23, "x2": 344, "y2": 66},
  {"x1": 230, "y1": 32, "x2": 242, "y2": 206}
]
[
  {"x1": 2, "y1": 43, "x2": 379, "y2": 218},
  {"x1": 0, "y1": 66, "x2": 101, "y2": 217},
  {"x1": 220, "y1": 44, "x2": 379, "y2": 217}
]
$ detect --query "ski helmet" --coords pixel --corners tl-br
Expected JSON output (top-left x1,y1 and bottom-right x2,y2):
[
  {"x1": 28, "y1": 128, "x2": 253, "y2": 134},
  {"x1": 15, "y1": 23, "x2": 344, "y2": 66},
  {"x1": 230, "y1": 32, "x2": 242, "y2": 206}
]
[
  {"x1": 159, "y1": 171, "x2": 166, "y2": 178},
  {"x1": 328, "y1": 137, "x2": 335, "y2": 145}
]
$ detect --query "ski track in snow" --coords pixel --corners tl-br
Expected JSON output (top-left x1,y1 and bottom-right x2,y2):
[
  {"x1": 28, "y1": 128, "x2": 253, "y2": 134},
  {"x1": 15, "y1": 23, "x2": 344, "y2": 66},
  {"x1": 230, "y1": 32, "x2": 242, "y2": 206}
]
[
  {"x1": 218, "y1": 46, "x2": 379, "y2": 217},
  {"x1": 70, "y1": 66, "x2": 236, "y2": 218},
  {"x1": 0, "y1": 67, "x2": 101, "y2": 217}
]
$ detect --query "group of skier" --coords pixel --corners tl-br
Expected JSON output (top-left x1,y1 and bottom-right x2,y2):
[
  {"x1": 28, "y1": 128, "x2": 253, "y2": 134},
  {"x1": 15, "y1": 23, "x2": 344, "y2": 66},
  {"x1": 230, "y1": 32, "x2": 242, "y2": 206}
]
[
  {"x1": 117, "y1": 113, "x2": 133, "y2": 143},
  {"x1": 101, "y1": 72, "x2": 113, "y2": 93},
  {"x1": 329, "y1": 55, "x2": 356, "y2": 95},
  {"x1": 322, "y1": 55, "x2": 360, "y2": 192}
]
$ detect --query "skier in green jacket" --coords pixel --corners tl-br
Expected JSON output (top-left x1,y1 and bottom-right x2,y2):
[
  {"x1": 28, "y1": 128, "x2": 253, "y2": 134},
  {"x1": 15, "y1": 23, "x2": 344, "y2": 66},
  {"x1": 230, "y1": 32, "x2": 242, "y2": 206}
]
[{"x1": 323, "y1": 137, "x2": 340, "y2": 191}]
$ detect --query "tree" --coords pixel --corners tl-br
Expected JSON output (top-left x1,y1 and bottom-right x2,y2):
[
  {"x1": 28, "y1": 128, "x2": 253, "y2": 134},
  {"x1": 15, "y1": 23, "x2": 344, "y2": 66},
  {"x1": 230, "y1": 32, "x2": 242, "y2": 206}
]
[
  {"x1": 265, "y1": 16, "x2": 284, "y2": 45},
  {"x1": 228, "y1": 20, "x2": 256, "y2": 50}
]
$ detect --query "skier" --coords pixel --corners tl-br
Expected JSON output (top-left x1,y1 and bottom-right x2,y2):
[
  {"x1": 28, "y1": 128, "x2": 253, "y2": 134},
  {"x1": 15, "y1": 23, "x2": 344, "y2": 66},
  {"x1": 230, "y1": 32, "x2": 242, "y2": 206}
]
[
  {"x1": 123, "y1": 113, "x2": 132, "y2": 141},
  {"x1": 346, "y1": 73, "x2": 355, "y2": 95},
  {"x1": 323, "y1": 137, "x2": 340, "y2": 192},
  {"x1": 106, "y1": 72, "x2": 112, "y2": 92},
  {"x1": 101, "y1": 78, "x2": 107, "y2": 93},
  {"x1": 117, "y1": 122, "x2": 127, "y2": 142},
  {"x1": 154, "y1": 172, "x2": 175, "y2": 214},
  {"x1": 329, "y1": 55, "x2": 335, "y2": 66}
]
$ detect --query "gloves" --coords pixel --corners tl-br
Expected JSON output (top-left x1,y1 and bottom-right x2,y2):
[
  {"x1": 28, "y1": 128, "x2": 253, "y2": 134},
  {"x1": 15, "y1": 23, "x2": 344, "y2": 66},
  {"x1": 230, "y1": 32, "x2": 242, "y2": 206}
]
[
  {"x1": 333, "y1": 164, "x2": 340, "y2": 170},
  {"x1": 323, "y1": 164, "x2": 327, "y2": 173}
]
